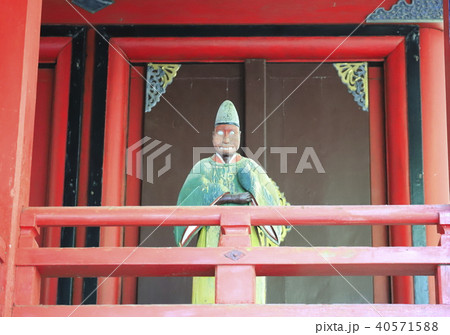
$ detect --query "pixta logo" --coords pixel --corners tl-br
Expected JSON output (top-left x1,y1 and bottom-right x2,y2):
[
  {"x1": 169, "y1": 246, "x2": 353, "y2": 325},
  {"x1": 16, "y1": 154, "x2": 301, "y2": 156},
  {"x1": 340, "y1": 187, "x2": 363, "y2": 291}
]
[
  {"x1": 126, "y1": 137, "x2": 172, "y2": 184},
  {"x1": 192, "y1": 146, "x2": 325, "y2": 174}
]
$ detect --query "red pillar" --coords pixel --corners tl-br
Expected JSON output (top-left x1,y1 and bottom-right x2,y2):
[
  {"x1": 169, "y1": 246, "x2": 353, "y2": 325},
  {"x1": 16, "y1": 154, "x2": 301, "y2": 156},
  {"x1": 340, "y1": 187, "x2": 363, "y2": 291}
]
[
  {"x1": 72, "y1": 28, "x2": 96, "y2": 306},
  {"x1": 445, "y1": 0, "x2": 450, "y2": 185},
  {"x1": 121, "y1": 67, "x2": 145, "y2": 304},
  {"x1": 368, "y1": 66, "x2": 390, "y2": 303},
  {"x1": 97, "y1": 45, "x2": 130, "y2": 304},
  {"x1": 40, "y1": 41, "x2": 72, "y2": 305},
  {"x1": 419, "y1": 27, "x2": 450, "y2": 304},
  {"x1": 385, "y1": 42, "x2": 414, "y2": 304},
  {"x1": 0, "y1": 0, "x2": 42, "y2": 316}
]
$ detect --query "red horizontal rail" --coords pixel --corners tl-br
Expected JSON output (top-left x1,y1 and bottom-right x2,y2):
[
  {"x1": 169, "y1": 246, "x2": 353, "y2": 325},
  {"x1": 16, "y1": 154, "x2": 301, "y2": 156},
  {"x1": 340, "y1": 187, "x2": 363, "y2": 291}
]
[
  {"x1": 12, "y1": 304, "x2": 450, "y2": 317},
  {"x1": 15, "y1": 205, "x2": 450, "y2": 312},
  {"x1": 16, "y1": 246, "x2": 449, "y2": 277},
  {"x1": 21, "y1": 205, "x2": 450, "y2": 228}
]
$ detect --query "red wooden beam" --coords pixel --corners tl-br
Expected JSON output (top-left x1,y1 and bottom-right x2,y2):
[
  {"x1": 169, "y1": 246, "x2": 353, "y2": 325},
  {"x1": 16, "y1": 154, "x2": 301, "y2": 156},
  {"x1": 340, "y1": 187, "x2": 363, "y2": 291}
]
[
  {"x1": 121, "y1": 66, "x2": 145, "y2": 304},
  {"x1": 13, "y1": 267, "x2": 40, "y2": 306},
  {"x1": 0, "y1": 0, "x2": 42, "y2": 317},
  {"x1": 368, "y1": 66, "x2": 389, "y2": 303},
  {"x1": 40, "y1": 40, "x2": 73, "y2": 306},
  {"x1": 41, "y1": 0, "x2": 401, "y2": 25},
  {"x1": 39, "y1": 37, "x2": 71, "y2": 63},
  {"x1": 72, "y1": 27, "x2": 96, "y2": 307},
  {"x1": 420, "y1": 27, "x2": 450, "y2": 304},
  {"x1": 97, "y1": 43, "x2": 130, "y2": 304},
  {"x1": 20, "y1": 205, "x2": 450, "y2": 228},
  {"x1": 385, "y1": 41, "x2": 414, "y2": 304},
  {"x1": 16, "y1": 246, "x2": 449, "y2": 277},
  {"x1": 12, "y1": 303, "x2": 450, "y2": 317},
  {"x1": 445, "y1": 0, "x2": 450, "y2": 187},
  {"x1": 111, "y1": 36, "x2": 403, "y2": 63}
]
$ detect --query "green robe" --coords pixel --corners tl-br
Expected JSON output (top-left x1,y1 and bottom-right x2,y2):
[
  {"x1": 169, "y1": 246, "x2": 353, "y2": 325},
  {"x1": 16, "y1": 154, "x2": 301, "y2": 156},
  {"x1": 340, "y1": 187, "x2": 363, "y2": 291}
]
[{"x1": 174, "y1": 155, "x2": 289, "y2": 303}]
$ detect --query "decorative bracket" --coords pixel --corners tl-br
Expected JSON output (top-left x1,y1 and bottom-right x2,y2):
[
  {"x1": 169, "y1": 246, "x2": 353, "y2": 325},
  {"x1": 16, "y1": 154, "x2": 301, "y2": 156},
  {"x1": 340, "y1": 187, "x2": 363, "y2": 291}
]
[
  {"x1": 72, "y1": 0, "x2": 114, "y2": 14},
  {"x1": 333, "y1": 62, "x2": 369, "y2": 112},
  {"x1": 366, "y1": 0, "x2": 443, "y2": 23},
  {"x1": 145, "y1": 63, "x2": 181, "y2": 113}
]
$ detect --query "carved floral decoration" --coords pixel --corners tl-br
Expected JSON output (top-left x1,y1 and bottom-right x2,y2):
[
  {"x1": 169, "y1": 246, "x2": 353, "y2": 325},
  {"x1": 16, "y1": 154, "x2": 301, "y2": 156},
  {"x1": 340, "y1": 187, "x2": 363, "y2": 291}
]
[
  {"x1": 333, "y1": 62, "x2": 369, "y2": 112},
  {"x1": 145, "y1": 64, "x2": 181, "y2": 113}
]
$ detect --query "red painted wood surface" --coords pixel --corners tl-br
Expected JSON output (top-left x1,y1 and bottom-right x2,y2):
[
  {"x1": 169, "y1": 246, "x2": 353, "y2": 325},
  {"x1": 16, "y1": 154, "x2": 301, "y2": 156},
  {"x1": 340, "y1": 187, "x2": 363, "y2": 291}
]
[
  {"x1": 445, "y1": 0, "x2": 450, "y2": 188},
  {"x1": 112, "y1": 36, "x2": 403, "y2": 63},
  {"x1": 12, "y1": 304, "x2": 450, "y2": 317},
  {"x1": 369, "y1": 67, "x2": 387, "y2": 208},
  {"x1": 30, "y1": 69, "x2": 54, "y2": 207},
  {"x1": 21, "y1": 205, "x2": 450, "y2": 228},
  {"x1": 14, "y1": 267, "x2": 41, "y2": 306},
  {"x1": 216, "y1": 266, "x2": 256, "y2": 304},
  {"x1": 46, "y1": 42, "x2": 71, "y2": 206},
  {"x1": 72, "y1": 28, "x2": 96, "y2": 306},
  {"x1": 34, "y1": 67, "x2": 57, "y2": 304},
  {"x1": 436, "y1": 266, "x2": 450, "y2": 304},
  {"x1": 384, "y1": 41, "x2": 414, "y2": 304},
  {"x1": 368, "y1": 66, "x2": 389, "y2": 303},
  {"x1": 39, "y1": 37, "x2": 71, "y2": 63},
  {"x1": 439, "y1": 212, "x2": 450, "y2": 247},
  {"x1": 419, "y1": 27, "x2": 450, "y2": 304},
  {"x1": 71, "y1": 226, "x2": 86, "y2": 306},
  {"x1": 14, "y1": 204, "x2": 450, "y2": 312},
  {"x1": 420, "y1": 28, "x2": 450, "y2": 207},
  {"x1": 0, "y1": 0, "x2": 42, "y2": 317},
  {"x1": 41, "y1": 0, "x2": 399, "y2": 25},
  {"x1": 15, "y1": 246, "x2": 449, "y2": 278},
  {"x1": 40, "y1": 40, "x2": 73, "y2": 305},
  {"x1": 121, "y1": 66, "x2": 145, "y2": 304},
  {"x1": 216, "y1": 214, "x2": 254, "y2": 303},
  {"x1": 97, "y1": 44, "x2": 130, "y2": 304}
]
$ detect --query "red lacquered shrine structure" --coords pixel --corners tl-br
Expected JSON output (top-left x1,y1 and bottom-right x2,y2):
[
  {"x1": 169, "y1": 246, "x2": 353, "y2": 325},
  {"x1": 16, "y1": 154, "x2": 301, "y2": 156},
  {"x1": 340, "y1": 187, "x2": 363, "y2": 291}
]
[{"x1": 1, "y1": 0, "x2": 450, "y2": 316}]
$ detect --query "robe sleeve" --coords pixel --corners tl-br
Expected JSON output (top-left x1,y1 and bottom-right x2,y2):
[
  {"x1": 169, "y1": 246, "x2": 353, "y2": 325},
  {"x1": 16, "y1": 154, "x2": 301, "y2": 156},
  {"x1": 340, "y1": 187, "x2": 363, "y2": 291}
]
[
  {"x1": 237, "y1": 158, "x2": 290, "y2": 245},
  {"x1": 174, "y1": 159, "x2": 228, "y2": 246}
]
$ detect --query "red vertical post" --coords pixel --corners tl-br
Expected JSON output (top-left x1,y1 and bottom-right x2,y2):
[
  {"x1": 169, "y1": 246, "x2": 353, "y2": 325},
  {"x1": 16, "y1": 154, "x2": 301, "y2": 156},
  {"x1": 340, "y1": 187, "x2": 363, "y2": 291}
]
[
  {"x1": 384, "y1": 42, "x2": 414, "y2": 304},
  {"x1": 0, "y1": 0, "x2": 42, "y2": 316},
  {"x1": 121, "y1": 66, "x2": 145, "y2": 304},
  {"x1": 442, "y1": 0, "x2": 450, "y2": 304},
  {"x1": 369, "y1": 66, "x2": 390, "y2": 303},
  {"x1": 216, "y1": 214, "x2": 255, "y2": 304},
  {"x1": 437, "y1": 212, "x2": 450, "y2": 304},
  {"x1": 419, "y1": 27, "x2": 450, "y2": 304},
  {"x1": 15, "y1": 220, "x2": 41, "y2": 306},
  {"x1": 444, "y1": 0, "x2": 450, "y2": 185},
  {"x1": 40, "y1": 42, "x2": 72, "y2": 305},
  {"x1": 97, "y1": 44, "x2": 130, "y2": 304},
  {"x1": 72, "y1": 28, "x2": 96, "y2": 306}
]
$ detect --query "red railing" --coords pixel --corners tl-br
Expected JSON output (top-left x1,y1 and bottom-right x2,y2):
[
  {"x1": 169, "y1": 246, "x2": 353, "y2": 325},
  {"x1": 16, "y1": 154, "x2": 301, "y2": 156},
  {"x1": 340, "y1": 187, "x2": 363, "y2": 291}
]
[{"x1": 13, "y1": 205, "x2": 450, "y2": 316}]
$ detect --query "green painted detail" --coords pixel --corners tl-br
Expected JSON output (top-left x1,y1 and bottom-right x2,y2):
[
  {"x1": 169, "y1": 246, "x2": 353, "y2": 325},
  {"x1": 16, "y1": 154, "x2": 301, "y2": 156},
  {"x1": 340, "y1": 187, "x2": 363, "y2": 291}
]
[{"x1": 215, "y1": 100, "x2": 240, "y2": 127}]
